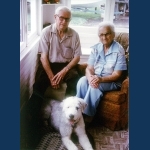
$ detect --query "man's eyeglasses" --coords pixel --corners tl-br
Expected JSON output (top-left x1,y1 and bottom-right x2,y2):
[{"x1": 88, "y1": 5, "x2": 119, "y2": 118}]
[
  {"x1": 56, "y1": 14, "x2": 71, "y2": 22},
  {"x1": 99, "y1": 32, "x2": 111, "y2": 38}
]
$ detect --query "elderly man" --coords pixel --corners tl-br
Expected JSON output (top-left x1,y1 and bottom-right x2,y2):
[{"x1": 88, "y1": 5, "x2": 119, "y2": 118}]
[
  {"x1": 76, "y1": 21, "x2": 127, "y2": 125},
  {"x1": 35, "y1": 6, "x2": 82, "y2": 96}
]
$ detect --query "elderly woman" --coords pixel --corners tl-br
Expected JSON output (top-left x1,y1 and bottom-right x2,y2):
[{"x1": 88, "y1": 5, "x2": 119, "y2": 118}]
[{"x1": 76, "y1": 21, "x2": 127, "y2": 124}]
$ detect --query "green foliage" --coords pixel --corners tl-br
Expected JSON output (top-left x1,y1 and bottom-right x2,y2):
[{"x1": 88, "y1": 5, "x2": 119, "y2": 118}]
[
  {"x1": 70, "y1": 8, "x2": 102, "y2": 26},
  {"x1": 70, "y1": 17, "x2": 87, "y2": 25},
  {"x1": 72, "y1": 11, "x2": 101, "y2": 19}
]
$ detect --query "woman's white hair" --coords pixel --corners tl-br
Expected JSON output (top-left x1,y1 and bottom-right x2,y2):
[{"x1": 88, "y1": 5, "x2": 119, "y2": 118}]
[
  {"x1": 55, "y1": 6, "x2": 72, "y2": 17},
  {"x1": 98, "y1": 21, "x2": 115, "y2": 36}
]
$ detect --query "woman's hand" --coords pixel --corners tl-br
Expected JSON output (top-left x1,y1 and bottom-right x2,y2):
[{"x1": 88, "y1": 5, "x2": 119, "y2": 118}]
[{"x1": 88, "y1": 75, "x2": 100, "y2": 88}]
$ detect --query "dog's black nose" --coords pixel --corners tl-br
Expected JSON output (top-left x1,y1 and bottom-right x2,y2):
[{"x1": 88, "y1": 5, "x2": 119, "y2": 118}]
[{"x1": 69, "y1": 114, "x2": 74, "y2": 119}]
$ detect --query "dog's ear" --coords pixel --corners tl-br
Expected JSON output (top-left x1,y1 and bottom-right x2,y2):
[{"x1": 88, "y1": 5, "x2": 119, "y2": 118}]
[
  {"x1": 60, "y1": 100, "x2": 64, "y2": 111},
  {"x1": 77, "y1": 97, "x2": 87, "y2": 112}
]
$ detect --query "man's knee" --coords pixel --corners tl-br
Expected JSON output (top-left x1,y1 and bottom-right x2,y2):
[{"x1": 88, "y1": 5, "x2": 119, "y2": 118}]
[{"x1": 33, "y1": 73, "x2": 50, "y2": 95}]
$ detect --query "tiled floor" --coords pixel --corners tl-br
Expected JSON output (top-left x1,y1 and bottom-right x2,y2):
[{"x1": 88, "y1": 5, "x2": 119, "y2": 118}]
[
  {"x1": 35, "y1": 125, "x2": 129, "y2": 150},
  {"x1": 88, "y1": 125, "x2": 129, "y2": 150}
]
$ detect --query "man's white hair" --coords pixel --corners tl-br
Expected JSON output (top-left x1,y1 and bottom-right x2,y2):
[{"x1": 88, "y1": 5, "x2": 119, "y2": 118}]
[
  {"x1": 98, "y1": 21, "x2": 115, "y2": 36},
  {"x1": 55, "y1": 6, "x2": 72, "y2": 17}
]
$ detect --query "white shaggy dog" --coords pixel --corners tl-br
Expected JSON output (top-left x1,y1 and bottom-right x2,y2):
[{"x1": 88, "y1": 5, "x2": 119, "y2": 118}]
[{"x1": 42, "y1": 96, "x2": 94, "y2": 150}]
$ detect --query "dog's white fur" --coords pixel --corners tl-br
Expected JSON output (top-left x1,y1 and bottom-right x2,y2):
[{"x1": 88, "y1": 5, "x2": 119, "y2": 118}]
[{"x1": 42, "y1": 96, "x2": 93, "y2": 150}]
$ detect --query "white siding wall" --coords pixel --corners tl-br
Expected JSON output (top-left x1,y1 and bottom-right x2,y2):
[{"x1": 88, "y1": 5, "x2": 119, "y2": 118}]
[{"x1": 20, "y1": 41, "x2": 39, "y2": 111}]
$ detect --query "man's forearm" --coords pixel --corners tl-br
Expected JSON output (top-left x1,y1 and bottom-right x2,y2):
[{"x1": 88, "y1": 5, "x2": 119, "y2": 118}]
[
  {"x1": 63, "y1": 56, "x2": 80, "y2": 72},
  {"x1": 40, "y1": 55, "x2": 54, "y2": 80}
]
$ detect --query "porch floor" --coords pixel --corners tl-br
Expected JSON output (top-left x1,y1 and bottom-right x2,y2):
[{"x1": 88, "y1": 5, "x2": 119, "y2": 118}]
[{"x1": 20, "y1": 112, "x2": 129, "y2": 150}]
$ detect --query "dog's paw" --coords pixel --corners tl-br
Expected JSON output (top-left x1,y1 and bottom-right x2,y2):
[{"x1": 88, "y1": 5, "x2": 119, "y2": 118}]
[
  {"x1": 64, "y1": 144, "x2": 78, "y2": 150},
  {"x1": 62, "y1": 137, "x2": 78, "y2": 150}
]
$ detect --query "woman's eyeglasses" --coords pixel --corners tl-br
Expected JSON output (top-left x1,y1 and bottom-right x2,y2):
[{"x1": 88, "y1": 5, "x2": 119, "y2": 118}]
[
  {"x1": 99, "y1": 32, "x2": 111, "y2": 38},
  {"x1": 99, "y1": 32, "x2": 111, "y2": 37}
]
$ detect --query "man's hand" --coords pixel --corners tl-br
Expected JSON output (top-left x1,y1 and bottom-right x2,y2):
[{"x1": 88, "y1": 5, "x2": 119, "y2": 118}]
[
  {"x1": 52, "y1": 68, "x2": 67, "y2": 87},
  {"x1": 48, "y1": 76, "x2": 60, "y2": 89}
]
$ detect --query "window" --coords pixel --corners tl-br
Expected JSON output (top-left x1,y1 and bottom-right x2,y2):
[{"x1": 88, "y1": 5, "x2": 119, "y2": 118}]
[
  {"x1": 27, "y1": 0, "x2": 37, "y2": 39},
  {"x1": 104, "y1": 0, "x2": 129, "y2": 29},
  {"x1": 20, "y1": 0, "x2": 26, "y2": 50},
  {"x1": 70, "y1": 0, "x2": 129, "y2": 54},
  {"x1": 70, "y1": 0, "x2": 129, "y2": 29},
  {"x1": 20, "y1": 0, "x2": 40, "y2": 51}
]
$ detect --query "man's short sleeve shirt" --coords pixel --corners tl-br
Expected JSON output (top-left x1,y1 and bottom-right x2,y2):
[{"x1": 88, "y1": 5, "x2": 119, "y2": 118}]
[{"x1": 38, "y1": 23, "x2": 82, "y2": 63}]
